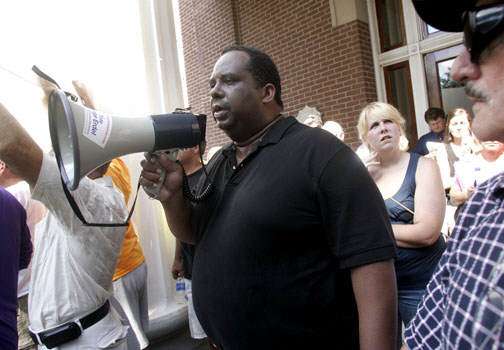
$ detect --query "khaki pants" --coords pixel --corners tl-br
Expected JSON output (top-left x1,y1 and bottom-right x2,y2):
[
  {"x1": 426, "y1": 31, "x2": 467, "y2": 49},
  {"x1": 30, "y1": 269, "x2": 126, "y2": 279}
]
[{"x1": 17, "y1": 295, "x2": 36, "y2": 350}]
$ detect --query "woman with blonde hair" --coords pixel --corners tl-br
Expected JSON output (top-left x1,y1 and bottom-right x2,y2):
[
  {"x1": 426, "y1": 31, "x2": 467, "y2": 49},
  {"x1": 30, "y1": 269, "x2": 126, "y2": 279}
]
[{"x1": 357, "y1": 102, "x2": 446, "y2": 338}]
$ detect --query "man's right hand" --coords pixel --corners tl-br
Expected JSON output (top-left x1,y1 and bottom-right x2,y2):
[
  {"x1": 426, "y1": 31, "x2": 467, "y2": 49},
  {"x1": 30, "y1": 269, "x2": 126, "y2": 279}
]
[
  {"x1": 171, "y1": 256, "x2": 184, "y2": 280},
  {"x1": 140, "y1": 152, "x2": 184, "y2": 202}
]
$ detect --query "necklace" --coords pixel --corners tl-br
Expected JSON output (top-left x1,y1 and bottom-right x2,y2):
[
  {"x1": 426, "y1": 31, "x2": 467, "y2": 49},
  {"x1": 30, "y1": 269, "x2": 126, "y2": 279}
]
[{"x1": 234, "y1": 114, "x2": 283, "y2": 147}]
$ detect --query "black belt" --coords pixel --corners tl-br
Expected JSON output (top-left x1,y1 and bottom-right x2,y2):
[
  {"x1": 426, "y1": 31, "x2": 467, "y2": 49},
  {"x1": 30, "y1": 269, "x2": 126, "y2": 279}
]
[{"x1": 29, "y1": 300, "x2": 110, "y2": 349}]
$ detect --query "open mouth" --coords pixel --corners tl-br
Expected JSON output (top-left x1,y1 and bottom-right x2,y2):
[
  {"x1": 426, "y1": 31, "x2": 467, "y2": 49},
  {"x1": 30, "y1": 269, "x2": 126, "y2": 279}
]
[
  {"x1": 380, "y1": 135, "x2": 392, "y2": 142},
  {"x1": 212, "y1": 105, "x2": 228, "y2": 120}
]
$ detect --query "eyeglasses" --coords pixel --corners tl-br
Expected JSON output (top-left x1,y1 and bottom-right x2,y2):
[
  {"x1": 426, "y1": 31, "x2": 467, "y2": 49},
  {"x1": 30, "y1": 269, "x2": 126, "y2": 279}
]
[{"x1": 463, "y1": 3, "x2": 504, "y2": 63}]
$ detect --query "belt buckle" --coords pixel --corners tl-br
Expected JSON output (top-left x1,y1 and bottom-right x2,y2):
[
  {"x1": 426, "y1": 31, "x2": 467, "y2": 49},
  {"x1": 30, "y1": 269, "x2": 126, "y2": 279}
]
[{"x1": 40, "y1": 322, "x2": 82, "y2": 349}]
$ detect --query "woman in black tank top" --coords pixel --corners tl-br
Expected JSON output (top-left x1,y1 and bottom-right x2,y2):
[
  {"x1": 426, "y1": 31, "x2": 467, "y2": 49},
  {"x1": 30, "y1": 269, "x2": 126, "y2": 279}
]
[{"x1": 358, "y1": 102, "x2": 446, "y2": 345}]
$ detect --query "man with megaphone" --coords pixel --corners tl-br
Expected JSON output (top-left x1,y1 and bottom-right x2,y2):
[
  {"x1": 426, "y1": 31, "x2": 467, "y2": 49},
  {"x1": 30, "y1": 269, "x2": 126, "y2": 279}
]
[
  {"x1": 140, "y1": 45, "x2": 398, "y2": 350},
  {"x1": 0, "y1": 79, "x2": 130, "y2": 349}
]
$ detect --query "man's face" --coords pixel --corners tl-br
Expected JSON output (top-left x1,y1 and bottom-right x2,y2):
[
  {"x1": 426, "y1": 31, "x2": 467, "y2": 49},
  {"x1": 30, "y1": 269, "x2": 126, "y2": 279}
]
[
  {"x1": 209, "y1": 51, "x2": 265, "y2": 142},
  {"x1": 451, "y1": 3, "x2": 504, "y2": 142},
  {"x1": 427, "y1": 117, "x2": 446, "y2": 134},
  {"x1": 176, "y1": 146, "x2": 198, "y2": 166}
]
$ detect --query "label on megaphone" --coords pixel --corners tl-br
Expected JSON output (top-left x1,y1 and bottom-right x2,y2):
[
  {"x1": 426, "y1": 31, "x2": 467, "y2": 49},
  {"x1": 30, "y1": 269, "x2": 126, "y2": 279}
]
[{"x1": 82, "y1": 108, "x2": 113, "y2": 149}]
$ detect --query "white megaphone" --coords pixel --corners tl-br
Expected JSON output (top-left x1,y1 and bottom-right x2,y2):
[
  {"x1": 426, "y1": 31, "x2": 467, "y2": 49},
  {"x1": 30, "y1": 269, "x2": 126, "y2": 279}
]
[{"x1": 48, "y1": 89, "x2": 206, "y2": 190}]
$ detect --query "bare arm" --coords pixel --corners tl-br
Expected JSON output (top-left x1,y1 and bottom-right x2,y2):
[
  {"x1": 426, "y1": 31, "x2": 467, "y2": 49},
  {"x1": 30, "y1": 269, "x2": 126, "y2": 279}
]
[
  {"x1": 393, "y1": 157, "x2": 445, "y2": 248},
  {"x1": 172, "y1": 239, "x2": 184, "y2": 279},
  {"x1": 0, "y1": 104, "x2": 43, "y2": 187},
  {"x1": 351, "y1": 259, "x2": 397, "y2": 350},
  {"x1": 72, "y1": 80, "x2": 96, "y2": 109},
  {"x1": 140, "y1": 152, "x2": 196, "y2": 243}
]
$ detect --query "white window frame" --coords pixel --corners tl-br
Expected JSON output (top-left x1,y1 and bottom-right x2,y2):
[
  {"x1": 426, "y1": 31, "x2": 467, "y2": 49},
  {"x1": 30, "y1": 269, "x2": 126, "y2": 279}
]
[{"x1": 366, "y1": 0, "x2": 463, "y2": 137}]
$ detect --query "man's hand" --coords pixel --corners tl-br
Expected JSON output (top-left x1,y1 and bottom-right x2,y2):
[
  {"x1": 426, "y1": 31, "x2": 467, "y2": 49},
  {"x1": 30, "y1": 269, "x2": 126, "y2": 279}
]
[
  {"x1": 37, "y1": 76, "x2": 59, "y2": 109},
  {"x1": 140, "y1": 152, "x2": 184, "y2": 202},
  {"x1": 141, "y1": 152, "x2": 196, "y2": 243},
  {"x1": 172, "y1": 256, "x2": 184, "y2": 279},
  {"x1": 72, "y1": 80, "x2": 95, "y2": 109},
  {"x1": 364, "y1": 151, "x2": 380, "y2": 178}
]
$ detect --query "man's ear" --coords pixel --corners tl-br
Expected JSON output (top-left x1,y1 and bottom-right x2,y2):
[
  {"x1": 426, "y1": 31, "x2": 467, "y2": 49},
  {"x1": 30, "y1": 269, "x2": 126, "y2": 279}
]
[{"x1": 262, "y1": 83, "x2": 276, "y2": 104}]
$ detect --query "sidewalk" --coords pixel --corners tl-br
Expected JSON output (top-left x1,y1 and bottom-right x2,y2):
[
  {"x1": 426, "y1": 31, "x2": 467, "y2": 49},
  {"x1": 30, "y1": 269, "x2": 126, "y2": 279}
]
[{"x1": 149, "y1": 328, "x2": 207, "y2": 350}]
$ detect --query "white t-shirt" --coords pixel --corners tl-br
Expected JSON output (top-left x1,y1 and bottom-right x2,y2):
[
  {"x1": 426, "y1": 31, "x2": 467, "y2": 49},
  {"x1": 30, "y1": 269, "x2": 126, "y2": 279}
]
[
  {"x1": 29, "y1": 154, "x2": 128, "y2": 332},
  {"x1": 474, "y1": 155, "x2": 504, "y2": 185}
]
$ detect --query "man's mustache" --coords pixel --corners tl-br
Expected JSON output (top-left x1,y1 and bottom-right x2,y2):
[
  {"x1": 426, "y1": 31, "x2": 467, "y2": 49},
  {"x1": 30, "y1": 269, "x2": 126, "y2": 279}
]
[{"x1": 465, "y1": 83, "x2": 488, "y2": 102}]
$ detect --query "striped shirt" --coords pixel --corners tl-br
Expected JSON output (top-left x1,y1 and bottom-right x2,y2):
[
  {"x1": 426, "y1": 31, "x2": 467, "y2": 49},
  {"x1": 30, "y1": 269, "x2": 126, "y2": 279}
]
[{"x1": 405, "y1": 172, "x2": 504, "y2": 349}]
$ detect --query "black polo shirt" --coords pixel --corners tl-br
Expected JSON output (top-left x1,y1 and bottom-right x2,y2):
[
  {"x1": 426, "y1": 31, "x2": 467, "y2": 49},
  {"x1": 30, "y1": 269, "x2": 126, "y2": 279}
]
[{"x1": 191, "y1": 117, "x2": 395, "y2": 350}]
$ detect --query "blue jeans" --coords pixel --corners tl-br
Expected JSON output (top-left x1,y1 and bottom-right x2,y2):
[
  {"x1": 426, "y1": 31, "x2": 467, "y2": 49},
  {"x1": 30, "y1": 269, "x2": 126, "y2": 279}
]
[
  {"x1": 397, "y1": 288, "x2": 425, "y2": 348},
  {"x1": 398, "y1": 288, "x2": 425, "y2": 325}
]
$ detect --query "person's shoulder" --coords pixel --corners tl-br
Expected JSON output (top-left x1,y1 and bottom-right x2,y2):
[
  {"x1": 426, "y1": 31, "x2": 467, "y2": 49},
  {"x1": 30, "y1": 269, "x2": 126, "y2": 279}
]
[
  {"x1": 288, "y1": 120, "x2": 345, "y2": 147},
  {"x1": 418, "y1": 131, "x2": 435, "y2": 141},
  {"x1": 0, "y1": 186, "x2": 17, "y2": 202},
  {"x1": 415, "y1": 154, "x2": 439, "y2": 176},
  {"x1": 0, "y1": 187, "x2": 25, "y2": 213}
]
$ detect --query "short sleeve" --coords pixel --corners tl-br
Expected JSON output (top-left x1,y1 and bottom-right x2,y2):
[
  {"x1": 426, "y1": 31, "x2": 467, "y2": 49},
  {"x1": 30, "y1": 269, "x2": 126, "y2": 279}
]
[{"x1": 317, "y1": 147, "x2": 396, "y2": 269}]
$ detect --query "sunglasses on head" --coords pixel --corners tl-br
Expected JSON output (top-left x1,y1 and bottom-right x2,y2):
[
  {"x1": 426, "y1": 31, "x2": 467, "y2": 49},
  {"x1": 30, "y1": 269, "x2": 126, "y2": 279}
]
[{"x1": 463, "y1": 3, "x2": 504, "y2": 63}]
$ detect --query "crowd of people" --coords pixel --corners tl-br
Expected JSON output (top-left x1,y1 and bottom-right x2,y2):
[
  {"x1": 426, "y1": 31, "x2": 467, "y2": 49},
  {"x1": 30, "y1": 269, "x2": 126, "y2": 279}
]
[{"x1": 1, "y1": 0, "x2": 504, "y2": 349}]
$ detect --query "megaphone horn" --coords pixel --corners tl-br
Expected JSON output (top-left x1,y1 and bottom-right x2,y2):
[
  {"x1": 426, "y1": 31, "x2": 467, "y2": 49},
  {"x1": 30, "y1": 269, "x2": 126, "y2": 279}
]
[{"x1": 48, "y1": 89, "x2": 206, "y2": 190}]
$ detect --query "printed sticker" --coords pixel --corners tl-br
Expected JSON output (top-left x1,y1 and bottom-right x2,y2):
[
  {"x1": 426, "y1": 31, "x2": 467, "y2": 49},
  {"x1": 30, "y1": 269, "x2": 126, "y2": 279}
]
[{"x1": 82, "y1": 108, "x2": 112, "y2": 148}]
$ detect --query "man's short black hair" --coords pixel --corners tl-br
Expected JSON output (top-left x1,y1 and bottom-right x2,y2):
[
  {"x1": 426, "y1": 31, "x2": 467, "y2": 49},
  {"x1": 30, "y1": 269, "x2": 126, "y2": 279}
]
[
  {"x1": 424, "y1": 107, "x2": 445, "y2": 123},
  {"x1": 222, "y1": 45, "x2": 283, "y2": 109}
]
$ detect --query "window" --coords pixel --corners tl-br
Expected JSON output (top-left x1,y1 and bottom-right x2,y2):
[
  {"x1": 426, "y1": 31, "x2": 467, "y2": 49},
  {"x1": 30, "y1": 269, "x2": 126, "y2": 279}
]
[
  {"x1": 368, "y1": 0, "x2": 465, "y2": 138},
  {"x1": 384, "y1": 61, "x2": 418, "y2": 147},
  {"x1": 424, "y1": 45, "x2": 474, "y2": 116},
  {"x1": 375, "y1": 0, "x2": 406, "y2": 52}
]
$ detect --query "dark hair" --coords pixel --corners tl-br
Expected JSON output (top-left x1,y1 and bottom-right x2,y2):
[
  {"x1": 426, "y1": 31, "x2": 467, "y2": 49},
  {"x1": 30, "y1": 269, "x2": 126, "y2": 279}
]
[
  {"x1": 424, "y1": 107, "x2": 445, "y2": 123},
  {"x1": 222, "y1": 45, "x2": 283, "y2": 108}
]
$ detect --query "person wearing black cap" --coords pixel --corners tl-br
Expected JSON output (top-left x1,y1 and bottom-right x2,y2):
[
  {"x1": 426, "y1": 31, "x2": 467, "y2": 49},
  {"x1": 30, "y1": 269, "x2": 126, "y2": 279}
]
[{"x1": 404, "y1": 1, "x2": 504, "y2": 349}]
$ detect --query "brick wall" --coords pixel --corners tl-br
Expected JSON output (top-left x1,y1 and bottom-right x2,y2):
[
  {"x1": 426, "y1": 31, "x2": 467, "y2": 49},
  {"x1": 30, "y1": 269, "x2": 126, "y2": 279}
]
[{"x1": 179, "y1": 0, "x2": 377, "y2": 150}]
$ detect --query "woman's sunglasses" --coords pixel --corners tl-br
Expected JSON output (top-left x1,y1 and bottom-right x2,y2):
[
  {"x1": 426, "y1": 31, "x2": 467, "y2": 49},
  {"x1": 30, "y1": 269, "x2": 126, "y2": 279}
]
[{"x1": 463, "y1": 3, "x2": 504, "y2": 63}]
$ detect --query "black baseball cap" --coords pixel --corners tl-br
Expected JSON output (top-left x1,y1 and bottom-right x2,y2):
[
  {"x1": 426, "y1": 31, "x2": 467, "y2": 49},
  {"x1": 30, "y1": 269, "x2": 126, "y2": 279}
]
[{"x1": 412, "y1": 0, "x2": 476, "y2": 32}]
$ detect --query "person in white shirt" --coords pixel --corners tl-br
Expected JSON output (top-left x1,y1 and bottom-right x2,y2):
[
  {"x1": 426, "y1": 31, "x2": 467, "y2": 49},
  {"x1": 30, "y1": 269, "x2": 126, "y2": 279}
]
[
  {"x1": 0, "y1": 96, "x2": 129, "y2": 349},
  {"x1": 322, "y1": 120, "x2": 345, "y2": 141},
  {"x1": 474, "y1": 141, "x2": 504, "y2": 185}
]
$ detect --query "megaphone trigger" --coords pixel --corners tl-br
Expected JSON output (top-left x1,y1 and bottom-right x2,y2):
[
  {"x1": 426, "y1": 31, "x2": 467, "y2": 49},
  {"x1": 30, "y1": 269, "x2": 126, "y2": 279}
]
[
  {"x1": 142, "y1": 168, "x2": 166, "y2": 200},
  {"x1": 141, "y1": 149, "x2": 178, "y2": 200}
]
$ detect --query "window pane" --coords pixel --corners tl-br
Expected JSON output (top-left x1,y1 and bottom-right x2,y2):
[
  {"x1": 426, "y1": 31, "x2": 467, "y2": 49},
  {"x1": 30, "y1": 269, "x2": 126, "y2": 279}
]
[
  {"x1": 438, "y1": 59, "x2": 474, "y2": 115},
  {"x1": 384, "y1": 62, "x2": 418, "y2": 147},
  {"x1": 376, "y1": 0, "x2": 406, "y2": 52},
  {"x1": 424, "y1": 45, "x2": 473, "y2": 116}
]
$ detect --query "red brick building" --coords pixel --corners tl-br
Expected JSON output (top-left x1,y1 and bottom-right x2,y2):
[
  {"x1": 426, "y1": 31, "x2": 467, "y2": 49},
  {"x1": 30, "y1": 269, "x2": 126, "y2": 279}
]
[{"x1": 178, "y1": 0, "x2": 469, "y2": 150}]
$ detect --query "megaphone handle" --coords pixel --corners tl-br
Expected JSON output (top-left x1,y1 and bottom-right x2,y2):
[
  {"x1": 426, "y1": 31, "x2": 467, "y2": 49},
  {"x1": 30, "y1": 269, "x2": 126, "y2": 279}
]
[
  {"x1": 143, "y1": 167, "x2": 166, "y2": 200},
  {"x1": 143, "y1": 149, "x2": 177, "y2": 200}
]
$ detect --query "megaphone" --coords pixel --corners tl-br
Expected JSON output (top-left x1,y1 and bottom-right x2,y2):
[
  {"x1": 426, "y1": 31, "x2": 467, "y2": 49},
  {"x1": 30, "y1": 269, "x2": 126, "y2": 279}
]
[{"x1": 48, "y1": 89, "x2": 206, "y2": 190}]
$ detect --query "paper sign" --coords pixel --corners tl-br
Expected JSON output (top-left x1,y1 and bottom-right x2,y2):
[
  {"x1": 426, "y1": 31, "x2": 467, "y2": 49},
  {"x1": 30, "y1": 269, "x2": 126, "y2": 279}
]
[{"x1": 82, "y1": 108, "x2": 112, "y2": 148}]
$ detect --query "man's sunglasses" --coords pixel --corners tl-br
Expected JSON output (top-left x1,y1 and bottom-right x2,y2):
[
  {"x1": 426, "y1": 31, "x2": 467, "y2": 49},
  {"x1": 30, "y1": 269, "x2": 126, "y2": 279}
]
[{"x1": 463, "y1": 3, "x2": 504, "y2": 63}]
